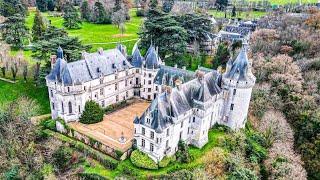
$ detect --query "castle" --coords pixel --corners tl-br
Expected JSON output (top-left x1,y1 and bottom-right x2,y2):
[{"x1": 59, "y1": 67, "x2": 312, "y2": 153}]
[{"x1": 46, "y1": 42, "x2": 255, "y2": 162}]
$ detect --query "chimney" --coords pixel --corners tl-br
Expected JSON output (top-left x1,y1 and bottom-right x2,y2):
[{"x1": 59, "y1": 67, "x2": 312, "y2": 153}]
[
  {"x1": 196, "y1": 70, "x2": 205, "y2": 81},
  {"x1": 174, "y1": 64, "x2": 178, "y2": 68},
  {"x1": 182, "y1": 66, "x2": 186, "y2": 70},
  {"x1": 50, "y1": 55, "x2": 57, "y2": 69},
  {"x1": 175, "y1": 79, "x2": 182, "y2": 90}
]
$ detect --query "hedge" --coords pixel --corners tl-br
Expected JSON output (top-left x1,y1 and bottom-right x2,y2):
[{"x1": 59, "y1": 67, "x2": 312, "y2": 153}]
[
  {"x1": 78, "y1": 173, "x2": 107, "y2": 180},
  {"x1": 159, "y1": 155, "x2": 176, "y2": 168},
  {"x1": 130, "y1": 150, "x2": 158, "y2": 170},
  {"x1": 45, "y1": 130, "x2": 119, "y2": 170}
]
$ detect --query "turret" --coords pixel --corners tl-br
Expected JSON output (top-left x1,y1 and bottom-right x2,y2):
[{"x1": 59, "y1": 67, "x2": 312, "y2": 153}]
[{"x1": 221, "y1": 41, "x2": 256, "y2": 129}]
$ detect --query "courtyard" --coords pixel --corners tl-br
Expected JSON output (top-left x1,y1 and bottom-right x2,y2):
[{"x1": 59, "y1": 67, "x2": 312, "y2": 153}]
[{"x1": 68, "y1": 100, "x2": 150, "y2": 152}]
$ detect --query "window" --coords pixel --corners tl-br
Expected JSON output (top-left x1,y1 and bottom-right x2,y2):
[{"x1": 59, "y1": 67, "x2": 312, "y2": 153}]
[
  {"x1": 230, "y1": 104, "x2": 234, "y2": 111},
  {"x1": 116, "y1": 95, "x2": 119, "y2": 102},
  {"x1": 100, "y1": 79, "x2": 103, "y2": 84},
  {"x1": 50, "y1": 90, "x2": 53, "y2": 97},
  {"x1": 181, "y1": 121, "x2": 183, "y2": 128},
  {"x1": 150, "y1": 143, "x2": 154, "y2": 152},
  {"x1": 126, "y1": 91, "x2": 128, "y2": 97},
  {"x1": 150, "y1": 131, "x2": 154, "y2": 139},
  {"x1": 142, "y1": 139, "x2": 145, "y2": 147},
  {"x1": 136, "y1": 69, "x2": 139, "y2": 73},
  {"x1": 144, "y1": 80, "x2": 145, "y2": 85},
  {"x1": 233, "y1": 89, "x2": 236, "y2": 95},
  {"x1": 67, "y1": 87, "x2": 70, "y2": 92},
  {"x1": 149, "y1": 73, "x2": 152, "y2": 78},
  {"x1": 100, "y1": 88, "x2": 104, "y2": 95},
  {"x1": 156, "y1": 138, "x2": 159, "y2": 143},
  {"x1": 136, "y1": 78, "x2": 139, "y2": 84},
  {"x1": 166, "y1": 128, "x2": 169, "y2": 136},
  {"x1": 115, "y1": 74, "x2": 118, "y2": 79},
  {"x1": 166, "y1": 140, "x2": 169, "y2": 148},
  {"x1": 142, "y1": 127, "x2": 145, "y2": 135},
  {"x1": 146, "y1": 118, "x2": 150, "y2": 124},
  {"x1": 84, "y1": 86, "x2": 86, "y2": 91},
  {"x1": 52, "y1": 102, "x2": 55, "y2": 110},
  {"x1": 179, "y1": 131, "x2": 182, "y2": 140},
  {"x1": 115, "y1": 83, "x2": 118, "y2": 90},
  {"x1": 78, "y1": 105, "x2": 81, "y2": 112},
  {"x1": 193, "y1": 117, "x2": 195, "y2": 123},
  {"x1": 125, "y1": 80, "x2": 128, "y2": 86},
  {"x1": 188, "y1": 127, "x2": 190, "y2": 134},
  {"x1": 126, "y1": 71, "x2": 129, "y2": 76},
  {"x1": 148, "y1": 88, "x2": 151, "y2": 92},
  {"x1": 68, "y1": 101, "x2": 72, "y2": 114},
  {"x1": 156, "y1": 86, "x2": 158, "y2": 91},
  {"x1": 61, "y1": 102, "x2": 64, "y2": 113},
  {"x1": 148, "y1": 95, "x2": 151, "y2": 100},
  {"x1": 134, "y1": 128, "x2": 136, "y2": 133},
  {"x1": 102, "y1": 100, "x2": 105, "y2": 107},
  {"x1": 148, "y1": 80, "x2": 151, "y2": 85}
]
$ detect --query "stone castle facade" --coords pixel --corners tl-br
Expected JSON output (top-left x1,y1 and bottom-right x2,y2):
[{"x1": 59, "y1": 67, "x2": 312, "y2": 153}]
[{"x1": 46, "y1": 42, "x2": 255, "y2": 162}]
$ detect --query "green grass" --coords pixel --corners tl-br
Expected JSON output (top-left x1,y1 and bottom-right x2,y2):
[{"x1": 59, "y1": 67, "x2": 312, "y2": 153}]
[
  {"x1": 209, "y1": 10, "x2": 267, "y2": 19},
  {"x1": 25, "y1": 9, "x2": 143, "y2": 54},
  {"x1": 43, "y1": 127, "x2": 226, "y2": 179},
  {"x1": 0, "y1": 78, "x2": 50, "y2": 114},
  {"x1": 246, "y1": 0, "x2": 319, "y2": 5}
]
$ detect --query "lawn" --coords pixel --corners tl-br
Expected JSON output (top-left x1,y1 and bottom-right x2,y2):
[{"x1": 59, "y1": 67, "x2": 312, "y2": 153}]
[
  {"x1": 209, "y1": 9, "x2": 267, "y2": 19},
  {"x1": 247, "y1": 0, "x2": 319, "y2": 5},
  {"x1": 0, "y1": 79, "x2": 50, "y2": 114},
  {"x1": 25, "y1": 8, "x2": 143, "y2": 54}
]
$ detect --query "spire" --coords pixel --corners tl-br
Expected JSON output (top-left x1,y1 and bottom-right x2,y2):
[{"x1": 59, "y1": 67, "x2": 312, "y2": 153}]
[{"x1": 57, "y1": 46, "x2": 64, "y2": 59}]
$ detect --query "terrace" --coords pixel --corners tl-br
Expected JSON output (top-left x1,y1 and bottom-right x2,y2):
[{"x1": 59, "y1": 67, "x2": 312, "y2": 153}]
[{"x1": 69, "y1": 100, "x2": 150, "y2": 152}]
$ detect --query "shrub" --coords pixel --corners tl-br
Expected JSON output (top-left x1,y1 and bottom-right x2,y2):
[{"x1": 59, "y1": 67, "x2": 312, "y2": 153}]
[
  {"x1": 115, "y1": 150, "x2": 124, "y2": 159},
  {"x1": 78, "y1": 173, "x2": 107, "y2": 180},
  {"x1": 52, "y1": 146, "x2": 73, "y2": 171},
  {"x1": 39, "y1": 118, "x2": 56, "y2": 131},
  {"x1": 80, "y1": 100, "x2": 104, "y2": 124},
  {"x1": 136, "y1": 9, "x2": 145, "y2": 17},
  {"x1": 176, "y1": 141, "x2": 191, "y2": 163},
  {"x1": 159, "y1": 155, "x2": 175, "y2": 168},
  {"x1": 130, "y1": 150, "x2": 158, "y2": 170},
  {"x1": 227, "y1": 167, "x2": 258, "y2": 180}
]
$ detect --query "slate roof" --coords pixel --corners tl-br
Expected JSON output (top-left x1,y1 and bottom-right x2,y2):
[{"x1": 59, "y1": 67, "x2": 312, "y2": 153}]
[
  {"x1": 134, "y1": 70, "x2": 223, "y2": 133},
  {"x1": 131, "y1": 46, "x2": 144, "y2": 68},
  {"x1": 46, "y1": 48, "x2": 132, "y2": 85},
  {"x1": 224, "y1": 45, "x2": 249, "y2": 81},
  {"x1": 145, "y1": 45, "x2": 160, "y2": 69},
  {"x1": 154, "y1": 65, "x2": 196, "y2": 86},
  {"x1": 224, "y1": 25, "x2": 251, "y2": 36}
]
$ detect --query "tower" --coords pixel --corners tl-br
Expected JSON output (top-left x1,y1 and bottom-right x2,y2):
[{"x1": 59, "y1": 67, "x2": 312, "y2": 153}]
[
  {"x1": 221, "y1": 42, "x2": 256, "y2": 129},
  {"x1": 141, "y1": 45, "x2": 162, "y2": 100}
]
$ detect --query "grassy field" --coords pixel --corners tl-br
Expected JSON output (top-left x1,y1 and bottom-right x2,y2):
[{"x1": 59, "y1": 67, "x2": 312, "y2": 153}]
[
  {"x1": 25, "y1": 9, "x2": 143, "y2": 54},
  {"x1": 209, "y1": 9, "x2": 267, "y2": 19},
  {"x1": 246, "y1": 0, "x2": 319, "y2": 5},
  {"x1": 0, "y1": 78, "x2": 50, "y2": 114}
]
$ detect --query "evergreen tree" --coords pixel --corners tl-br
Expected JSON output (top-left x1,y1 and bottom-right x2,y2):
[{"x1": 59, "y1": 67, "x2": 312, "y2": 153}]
[
  {"x1": 139, "y1": 13, "x2": 188, "y2": 63},
  {"x1": 162, "y1": 0, "x2": 174, "y2": 13},
  {"x1": 63, "y1": 3, "x2": 82, "y2": 29},
  {"x1": 114, "y1": 0, "x2": 122, "y2": 12},
  {"x1": 32, "y1": 35, "x2": 91, "y2": 62},
  {"x1": 43, "y1": 25, "x2": 68, "y2": 40},
  {"x1": 80, "y1": 1, "x2": 90, "y2": 21},
  {"x1": 175, "y1": 13, "x2": 213, "y2": 45},
  {"x1": 93, "y1": 2, "x2": 111, "y2": 24},
  {"x1": 32, "y1": 9, "x2": 47, "y2": 41},
  {"x1": 79, "y1": 100, "x2": 104, "y2": 124},
  {"x1": 47, "y1": 0, "x2": 55, "y2": 11},
  {"x1": 0, "y1": 0, "x2": 27, "y2": 17},
  {"x1": 215, "y1": 0, "x2": 228, "y2": 11},
  {"x1": 2, "y1": 14, "x2": 29, "y2": 49},
  {"x1": 36, "y1": 0, "x2": 48, "y2": 12},
  {"x1": 212, "y1": 43, "x2": 230, "y2": 69},
  {"x1": 147, "y1": 0, "x2": 161, "y2": 18},
  {"x1": 232, "y1": 6, "x2": 236, "y2": 17}
]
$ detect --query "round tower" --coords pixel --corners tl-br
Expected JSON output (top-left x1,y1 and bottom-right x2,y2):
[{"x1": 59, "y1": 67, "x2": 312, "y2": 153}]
[{"x1": 221, "y1": 42, "x2": 256, "y2": 129}]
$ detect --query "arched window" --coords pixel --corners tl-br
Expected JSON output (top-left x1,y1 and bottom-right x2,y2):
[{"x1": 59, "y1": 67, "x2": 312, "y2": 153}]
[{"x1": 68, "y1": 101, "x2": 72, "y2": 114}]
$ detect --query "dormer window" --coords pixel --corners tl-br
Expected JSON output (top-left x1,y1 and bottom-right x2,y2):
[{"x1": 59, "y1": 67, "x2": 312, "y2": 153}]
[
  {"x1": 123, "y1": 61, "x2": 126, "y2": 66},
  {"x1": 112, "y1": 63, "x2": 116, "y2": 69},
  {"x1": 147, "y1": 118, "x2": 150, "y2": 124},
  {"x1": 233, "y1": 89, "x2": 236, "y2": 95}
]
